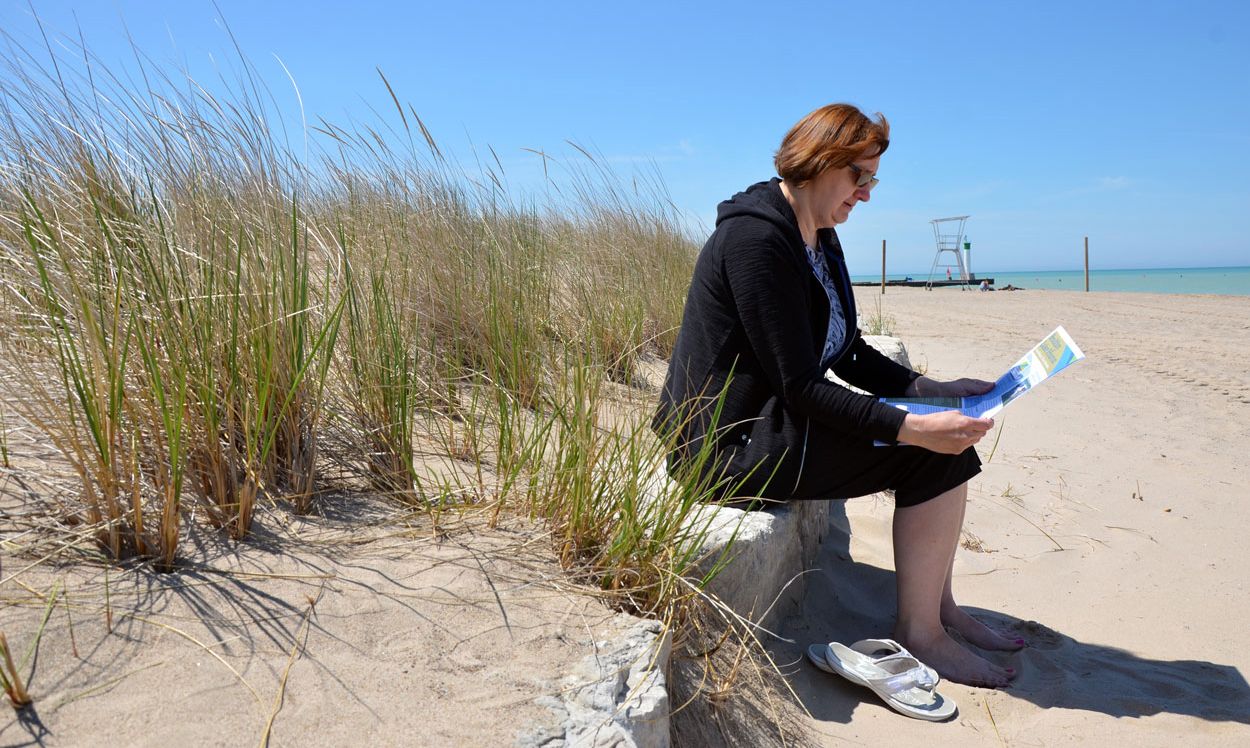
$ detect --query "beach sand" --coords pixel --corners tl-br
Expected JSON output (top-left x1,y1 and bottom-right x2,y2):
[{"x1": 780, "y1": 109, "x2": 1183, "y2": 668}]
[
  {"x1": 0, "y1": 499, "x2": 619, "y2": 747},
  {"x1": 778, "y1": 287, "x2": 1250, "y2": 745},
  {"x1": 2, "y1": 287, "x2": 1249, "y2": 746}
]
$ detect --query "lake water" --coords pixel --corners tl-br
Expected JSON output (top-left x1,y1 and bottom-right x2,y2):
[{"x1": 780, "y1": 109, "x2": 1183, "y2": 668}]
[{"x1": 850, "y1": 266, "x2": 1250, "y2": 296}]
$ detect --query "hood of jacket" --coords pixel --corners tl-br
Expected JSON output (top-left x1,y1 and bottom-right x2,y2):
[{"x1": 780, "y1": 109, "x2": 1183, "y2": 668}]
[
  {"x1": 715, "y1": 178, "x2": 803, "y2": 245},
  {"x1": 715, "y1": 177, "x2": 848, "y2": 261},
  {"x1": 715, "y1": 176, "x2": 858, "y2": 369}
]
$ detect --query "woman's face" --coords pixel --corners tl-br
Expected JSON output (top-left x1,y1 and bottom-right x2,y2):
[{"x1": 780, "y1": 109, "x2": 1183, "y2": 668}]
[{"x1": 809, "y1": 154, "x2": 880, "y2": 227}]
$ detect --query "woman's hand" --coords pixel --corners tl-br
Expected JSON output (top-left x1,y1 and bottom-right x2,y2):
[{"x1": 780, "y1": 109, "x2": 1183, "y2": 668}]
[
  {"x1": 897, "y1": 411, "x2": 994, "y2": 454},
  {"x1": 906, "y1": 376, "x2": 995, "y2": 398}
]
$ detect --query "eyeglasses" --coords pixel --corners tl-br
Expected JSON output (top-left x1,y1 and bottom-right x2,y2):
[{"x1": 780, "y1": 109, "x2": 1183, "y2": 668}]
[{"x1": 848, "y1": 163, "x2": 879, "y2": 189}]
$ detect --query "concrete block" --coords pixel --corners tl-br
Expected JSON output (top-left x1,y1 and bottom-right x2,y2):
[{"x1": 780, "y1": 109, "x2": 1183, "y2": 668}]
[
  {"x1": 520, "y1": 617, "x2": 671, "y2": 748},
  {"x1": 694, "y1": 499, "x2": 832, "y2": 633},
  {"x1": 861, "y1": 335, "x2": 913, "y2": 369},
  {"x1": 641, "y1": 463, "x2": 834, "y2": 633}
]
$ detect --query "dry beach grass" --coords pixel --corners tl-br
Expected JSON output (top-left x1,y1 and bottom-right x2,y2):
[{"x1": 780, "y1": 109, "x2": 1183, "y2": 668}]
[{"x1": 0, "y1": 26, "x2": 789, "y2": 746}]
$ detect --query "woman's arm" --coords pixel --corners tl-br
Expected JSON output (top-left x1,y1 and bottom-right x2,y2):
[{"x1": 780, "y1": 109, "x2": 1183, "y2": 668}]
[
  {"x1": 833, "y1": 332, "x2": 921, "y2": 396},
  {"x1": 904, "y1": 376, "x2": 994, "y2": 398},
  {"x1": 896, "y1": 377, "x2": 997, "y2": 453},
  {"x1": 897, "y1": 410, "x2": 994, "y2": 453}
]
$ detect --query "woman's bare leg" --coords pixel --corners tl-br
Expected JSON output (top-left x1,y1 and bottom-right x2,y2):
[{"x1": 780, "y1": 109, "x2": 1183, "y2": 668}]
[
  {"x1": 939, "y1": 496, "x2": 1026, "y2": 651},
  {"x1": 893, "y1": 483, "x2": 1014, "y2": 687}
]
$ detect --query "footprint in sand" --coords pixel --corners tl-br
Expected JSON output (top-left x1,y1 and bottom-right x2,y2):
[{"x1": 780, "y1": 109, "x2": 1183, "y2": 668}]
[
  {"x1": 1012, "y1": 620, "x2": 1063, "y2": 650},
  {"x1": 1013, "y1": 639, "x2": 1070, "y2": 682}
]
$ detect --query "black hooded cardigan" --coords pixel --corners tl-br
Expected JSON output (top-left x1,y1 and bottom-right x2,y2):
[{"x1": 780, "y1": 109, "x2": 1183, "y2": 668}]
[{"x1": 654, "y1": 178, "x2": 920, "y2": 497}]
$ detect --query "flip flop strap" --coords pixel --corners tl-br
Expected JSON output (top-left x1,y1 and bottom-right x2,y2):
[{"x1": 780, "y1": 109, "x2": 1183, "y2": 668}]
[
  {"x1": 866, "y1": 664, "x2": 938, "y2": 695},
  {"x1": 853, "y1": 638, "x2": 905, "y2": 656},
  {"x1": 851, "y1": 640, "x2": 942, "y2": 689}
]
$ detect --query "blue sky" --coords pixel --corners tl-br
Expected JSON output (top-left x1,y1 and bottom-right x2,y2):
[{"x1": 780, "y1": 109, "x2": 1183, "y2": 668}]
[{"x1": 2, "y1": 0, "x2": 1247, "y2": 274}]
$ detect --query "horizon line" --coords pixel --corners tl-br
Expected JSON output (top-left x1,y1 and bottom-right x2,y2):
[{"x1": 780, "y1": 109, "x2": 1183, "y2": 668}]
[{"x1": 850, "y1": 264, "x2": 1250, "y2": 277}]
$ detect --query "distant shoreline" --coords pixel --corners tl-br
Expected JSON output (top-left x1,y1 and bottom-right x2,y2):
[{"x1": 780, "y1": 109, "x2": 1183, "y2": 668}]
[
  {"x1": 853, "y1": 264, "x2": 1249, "y2": 275},
  {"x1": 849, "y1": 266, "x2": 1250, "y2": 296}
]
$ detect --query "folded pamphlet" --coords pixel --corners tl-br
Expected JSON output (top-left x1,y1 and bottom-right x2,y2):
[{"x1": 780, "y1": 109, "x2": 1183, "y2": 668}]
[{"x1": 876, "y1": 326, "x2": 1085, "y2": 443}]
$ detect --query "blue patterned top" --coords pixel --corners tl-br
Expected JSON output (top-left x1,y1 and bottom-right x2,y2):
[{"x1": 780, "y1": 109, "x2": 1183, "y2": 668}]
[{"x1": 804, "y1": 242, "x2": 846, "y2": 367}]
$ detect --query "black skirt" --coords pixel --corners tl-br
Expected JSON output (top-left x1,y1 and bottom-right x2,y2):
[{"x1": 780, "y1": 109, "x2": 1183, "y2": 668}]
[{"x1": 725, "y1": 420, "x2": 982, "y2": 508}]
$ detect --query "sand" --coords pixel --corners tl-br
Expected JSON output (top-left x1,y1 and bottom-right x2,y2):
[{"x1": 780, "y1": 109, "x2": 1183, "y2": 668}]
[
  {"x1": 777, "y1": 287, "x2": 1250, "y2": 745},
  {"x1": 3, "y1": 287, "x2": 1249, "y2": 746},
  {"x1": 0, "y1": 498, "x2": 620, "y2": 746}
]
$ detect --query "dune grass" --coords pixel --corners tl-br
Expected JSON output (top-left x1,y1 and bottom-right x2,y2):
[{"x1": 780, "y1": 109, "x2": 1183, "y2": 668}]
[
  {"x1": 0, "y1": 632, "x2": 32, "y2": 708},
  {"x1": 0, "y1": 25, "x2": 744, "y2": 635},
  {"x1": 862, "y1": 294, "x2": 896, "y2": 336}
]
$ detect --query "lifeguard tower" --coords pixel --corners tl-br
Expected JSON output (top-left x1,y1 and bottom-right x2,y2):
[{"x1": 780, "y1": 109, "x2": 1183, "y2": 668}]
[{"x1": 926, "y1": 215, "x2": 973, "y2": 289}]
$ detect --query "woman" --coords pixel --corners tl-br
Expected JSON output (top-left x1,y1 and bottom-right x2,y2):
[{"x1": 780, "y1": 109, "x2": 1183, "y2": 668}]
[{"x1": 654, "y1": 104, "x2": 1021, "y2": 687}]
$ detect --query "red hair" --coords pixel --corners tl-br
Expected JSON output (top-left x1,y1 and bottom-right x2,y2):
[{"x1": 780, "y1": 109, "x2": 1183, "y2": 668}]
[{"x1": 773, "y1": 104, "x2": 890, "y2": 186}]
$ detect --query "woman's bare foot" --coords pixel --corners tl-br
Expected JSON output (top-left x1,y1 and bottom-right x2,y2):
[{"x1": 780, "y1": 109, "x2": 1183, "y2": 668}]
[
  {"x1": 897, "y1": 628, "x2": 1015, "y2": 688},
  {"x1": 941, "y1": 605, "x2": 1026, "y2": 651}
]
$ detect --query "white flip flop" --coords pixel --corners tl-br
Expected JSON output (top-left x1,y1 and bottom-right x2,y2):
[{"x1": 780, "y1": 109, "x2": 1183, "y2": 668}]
[{"x1": 806, "y1": 638, "x2": 957, "y2": 721}]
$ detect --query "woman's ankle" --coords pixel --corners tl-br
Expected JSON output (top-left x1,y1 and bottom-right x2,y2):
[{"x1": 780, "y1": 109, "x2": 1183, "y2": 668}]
[{"x1": 894, "y1": 619, "x2": 946, "y2": 648}]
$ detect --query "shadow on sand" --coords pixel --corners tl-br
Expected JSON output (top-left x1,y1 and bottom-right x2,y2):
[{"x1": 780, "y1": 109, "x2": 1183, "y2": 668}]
[
  {"x1": 0, "y1": 490, "x2": 557, "y2": 747},
  {"x1": 772, "y1": 502, "x2": 1250, "y2": 726}
]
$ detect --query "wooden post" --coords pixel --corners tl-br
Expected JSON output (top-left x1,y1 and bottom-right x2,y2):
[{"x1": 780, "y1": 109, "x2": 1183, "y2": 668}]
[
  {"x1": 881, "y1": 239, "x2": 887, "y2": 294},
  {"x1": 1084, "y1": 236, "x2": 1090, "y2": 292}
]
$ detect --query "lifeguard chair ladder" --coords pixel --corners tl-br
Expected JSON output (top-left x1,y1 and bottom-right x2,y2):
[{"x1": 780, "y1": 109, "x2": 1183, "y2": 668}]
[{"x1": 926, "y1": 215, "x2": 972, "y2": 290}]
